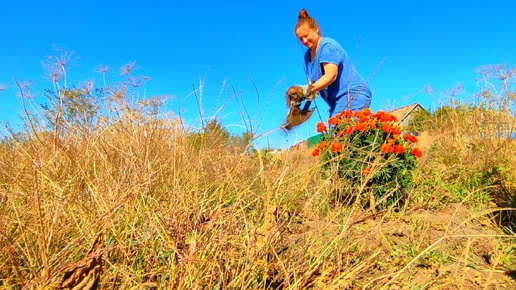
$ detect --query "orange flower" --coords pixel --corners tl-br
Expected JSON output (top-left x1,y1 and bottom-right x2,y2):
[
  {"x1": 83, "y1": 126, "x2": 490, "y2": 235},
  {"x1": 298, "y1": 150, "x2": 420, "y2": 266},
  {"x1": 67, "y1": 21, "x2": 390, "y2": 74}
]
[
  {"x1": 344, "y1": 126, "x2": 355, "y2": 135},
  {"x1": 317, "y1": 141, "x2": 328, "y2": 149},
  {"x1": 311, "y1": 148, "x2": 321, "y2": 157},
  {"x1": 381, "y1": 114, "x2": 391, "y2": 122},
  {"x1": 381, "y1": 123, "x2": 393, "y2": 134},
  {"x1": 341, "y1": 109, "x2": 353, "y2": 118},
  {"x1": 391, "y1": 126, "x2": 402, "y2": 135},
  {"x1": 352, "y1": 110, "x2": 362, "y2": 118},
  {"x1": 372, "y1": 111, "x2": 385, "y2": 120},
  {"x1": 362, "y1": 167, "x2": 371, "y2": 175},
  {"x1": 316, "y1": 122, "x2": 327, "y2": 133},
  {"x1": 328, "y1": 117, "x2": 339, "y2": 126},
  {"x1": 352, "y1": 111, "x2": 363, "y2": 121},
  {"x1": 380, "y1": 143, "x2": 393, "y2": 154},
  {"x1": 362, "y1": 108, "x2": 372, "y2": 117},
  {"x1": 393, "y1": 144, "x2": 405, "y2": 155},
  {"x1": 353, "y1": 110, "x2": 370, "y2": 122},
  {"x1": 412, "y1": 148, "x2": 423, "y2": 158},
  {"x1": 368, "y1": 119, "x2": 377, "y2": 129},
  {"x1": 354, "y1": 122, "x2": 368, "y2": 133},
  {"x1": 380, "y1": 112, "x2": 398, "y2": 122},
  {"x1": 403, "y1": 133, "x2": 418, "y2": 143},
  {"x1": 331, "y1": 142, "x2": 342, "y2": 152}
]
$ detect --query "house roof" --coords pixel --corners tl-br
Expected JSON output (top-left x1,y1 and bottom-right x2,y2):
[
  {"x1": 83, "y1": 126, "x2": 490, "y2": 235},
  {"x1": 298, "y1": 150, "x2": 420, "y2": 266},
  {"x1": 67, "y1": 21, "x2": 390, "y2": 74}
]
[{"x1": 387, "y1": 103, "x2": 425, "y2": 124}]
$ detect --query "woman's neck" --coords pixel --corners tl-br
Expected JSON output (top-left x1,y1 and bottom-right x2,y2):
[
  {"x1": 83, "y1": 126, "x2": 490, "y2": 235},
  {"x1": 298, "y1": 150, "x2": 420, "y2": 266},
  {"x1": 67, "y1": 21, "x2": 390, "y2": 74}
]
[{"x1": 310, "y1": 36, "x2": 322, "y2": 60}]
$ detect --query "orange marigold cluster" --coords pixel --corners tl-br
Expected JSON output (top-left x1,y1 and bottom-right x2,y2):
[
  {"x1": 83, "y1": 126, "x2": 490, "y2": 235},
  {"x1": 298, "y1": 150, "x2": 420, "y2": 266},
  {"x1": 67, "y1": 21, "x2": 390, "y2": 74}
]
[
  {"x1": 318, "y1": 141, "x2": 329, "y2": 148},
  {"x1": 380, "y1": 143, "x2": 393, "y2": 154},
  {"x1": 412, "y1": 148, "x2": 423, "y2": 158},
  {"x1": 403, "y1": 133, "x2": 418, "y2": 143},
  {"x1": 334, "y1": 109, "x2": 353, "y2": 119},
  {"x1": 368, "y1": 119, "x2": 377, "y2": 129},
  {"x1": 344, "y1": 126, "x2": 355, "y2": 135},
  {"x1": 373, "y1": 111, "x2": 398, "y2": 122},
  {"x1": 393, "y1": 144, "x2": 405, "y2": 155},
  {"x1": 328, "y1": 117, "x2": 339, "y2": 126},
  {"x1": 354, "y1": 122, "x2": 368, "y2": 133},
  {"x1": 316, "y1": 122, "x2": 327, "y2": 133},
  {"x1": 353, "y1": 108, "x2": 372, "y2": 122},
  {"x1": 313, "y1": 108, "x2": 424, "y2": 159},
  {"x1": 381, "y1": 122, "x2": 393, "y2": 133},
  {"x1": 331, "y1": 142, "x2": 342, "y2": 152},
  {"x1": 311, "y1": 140, "x2": 329, "y2": 157},
  {"x1": 391, "y1": 126, "x2": 402, "y2": 136}
]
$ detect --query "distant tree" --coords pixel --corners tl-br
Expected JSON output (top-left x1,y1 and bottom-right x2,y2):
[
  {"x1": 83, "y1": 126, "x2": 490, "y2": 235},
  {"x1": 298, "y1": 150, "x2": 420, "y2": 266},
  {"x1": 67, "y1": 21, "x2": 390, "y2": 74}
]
[
  {"x1": 203, "y1": 119, "x2": 230, "y2": 143},
  {"x1": 188, "y1": 119, "x2": 254, "y2": 154},
  {"x1": 229, "y1": 130, "x2": 254, "y2": 154},
  {"x1": 406, "y1": 108, "x2": 433, "y2": 132}
]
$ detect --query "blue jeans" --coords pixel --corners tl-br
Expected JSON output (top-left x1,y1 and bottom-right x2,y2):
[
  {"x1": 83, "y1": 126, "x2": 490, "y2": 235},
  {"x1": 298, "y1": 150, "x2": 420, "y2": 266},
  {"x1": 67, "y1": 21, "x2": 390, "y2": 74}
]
[{"x1": 330, "y1": 89, "x2": 372, "y2": 117}]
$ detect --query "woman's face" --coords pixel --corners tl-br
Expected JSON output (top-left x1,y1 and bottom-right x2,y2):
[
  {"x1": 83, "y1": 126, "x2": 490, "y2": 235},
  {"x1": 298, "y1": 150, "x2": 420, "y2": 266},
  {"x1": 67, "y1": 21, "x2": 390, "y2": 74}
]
[{"x1": 295, "y1": 25, "x2": 320, "y2": 50}]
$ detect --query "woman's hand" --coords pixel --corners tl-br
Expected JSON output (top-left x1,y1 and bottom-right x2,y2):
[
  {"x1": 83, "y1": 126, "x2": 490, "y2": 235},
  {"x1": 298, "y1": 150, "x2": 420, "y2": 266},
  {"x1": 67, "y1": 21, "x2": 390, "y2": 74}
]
[{"x1": 306, "y1": 84, "x2": 317, "y2": 101}]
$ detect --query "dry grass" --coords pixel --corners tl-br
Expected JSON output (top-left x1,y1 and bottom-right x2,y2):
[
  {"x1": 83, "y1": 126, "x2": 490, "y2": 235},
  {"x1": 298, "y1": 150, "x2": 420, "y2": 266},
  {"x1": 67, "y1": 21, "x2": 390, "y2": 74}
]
[
  {"x1": 1, "y1": 107, "x2": 515, "y2": 289},
  {"x1": 0, "y1": 60, "x2": 515, "y2": 289}
]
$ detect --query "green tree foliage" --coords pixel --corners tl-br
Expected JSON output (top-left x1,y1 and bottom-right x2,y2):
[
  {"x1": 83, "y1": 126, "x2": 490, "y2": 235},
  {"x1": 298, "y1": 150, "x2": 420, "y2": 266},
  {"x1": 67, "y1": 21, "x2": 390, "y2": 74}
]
[
  {"x1": 406, "y1": 109, "x2": 432, "y2": 132},
  {"x1": 188, "y1": 119, "x2": 254, "y2": 154}
]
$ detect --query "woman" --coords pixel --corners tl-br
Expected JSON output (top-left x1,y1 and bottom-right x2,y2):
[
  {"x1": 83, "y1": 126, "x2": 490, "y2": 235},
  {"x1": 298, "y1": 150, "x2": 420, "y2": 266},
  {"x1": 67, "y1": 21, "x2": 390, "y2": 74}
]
[{"x1": 295, "y1": 8, "x2": 372, "y2": 117}]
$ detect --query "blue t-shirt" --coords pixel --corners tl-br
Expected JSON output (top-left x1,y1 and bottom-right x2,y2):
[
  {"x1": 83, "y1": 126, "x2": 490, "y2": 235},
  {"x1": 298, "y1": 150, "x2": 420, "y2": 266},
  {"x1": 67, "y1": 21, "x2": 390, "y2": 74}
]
[{"x1": 304, "y1": 37, "x2": 371, "y2": 115}]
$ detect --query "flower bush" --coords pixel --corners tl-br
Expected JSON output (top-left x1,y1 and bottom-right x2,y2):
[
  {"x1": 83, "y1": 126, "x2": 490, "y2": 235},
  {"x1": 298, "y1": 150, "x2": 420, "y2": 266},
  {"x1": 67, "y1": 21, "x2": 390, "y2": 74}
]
[{"x1": 312, "y1": 108, "x2": 423, "y2": 209}]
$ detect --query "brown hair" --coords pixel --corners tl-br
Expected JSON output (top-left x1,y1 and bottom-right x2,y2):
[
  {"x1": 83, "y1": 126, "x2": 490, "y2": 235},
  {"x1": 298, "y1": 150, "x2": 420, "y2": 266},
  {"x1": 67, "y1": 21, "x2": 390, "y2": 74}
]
[{"x1": 295, "y1": 8, "x2": 319, "y2": 32}]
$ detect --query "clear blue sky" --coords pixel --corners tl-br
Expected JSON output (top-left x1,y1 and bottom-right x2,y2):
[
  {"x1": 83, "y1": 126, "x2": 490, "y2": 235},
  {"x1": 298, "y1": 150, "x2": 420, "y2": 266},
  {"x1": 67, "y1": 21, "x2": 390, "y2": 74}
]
[{"x1": 1, "y1": 1, "x2": 515, "y2": 149}]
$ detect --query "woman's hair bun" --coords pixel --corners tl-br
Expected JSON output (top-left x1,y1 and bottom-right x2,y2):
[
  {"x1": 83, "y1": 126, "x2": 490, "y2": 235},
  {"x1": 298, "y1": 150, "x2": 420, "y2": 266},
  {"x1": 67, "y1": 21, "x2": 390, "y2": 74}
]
[{"x1": 298, "y1": 8, "x2": 309, "y2": 20}]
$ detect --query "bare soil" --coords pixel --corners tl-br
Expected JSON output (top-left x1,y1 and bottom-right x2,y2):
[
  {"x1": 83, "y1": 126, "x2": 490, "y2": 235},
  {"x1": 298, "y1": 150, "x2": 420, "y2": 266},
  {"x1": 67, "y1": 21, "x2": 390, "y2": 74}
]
[{"x1": 296, "y1": 202, "x2": 516, "y2": 289}]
